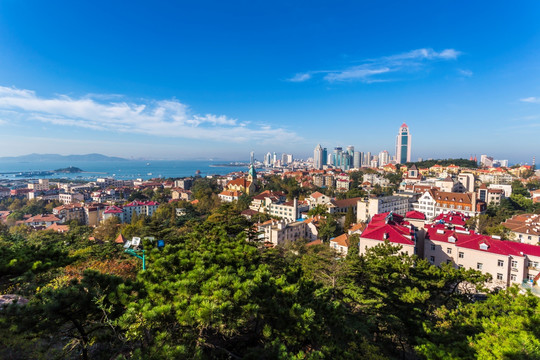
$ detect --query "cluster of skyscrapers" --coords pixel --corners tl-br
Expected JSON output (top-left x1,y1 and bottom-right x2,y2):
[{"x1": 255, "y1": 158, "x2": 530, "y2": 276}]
[
  {"x1": 262, "y1": 151, "x2": 294, "y2": 167},
  {"x1": 313, "y1": 123, "x2": 412, "y2": 170}
]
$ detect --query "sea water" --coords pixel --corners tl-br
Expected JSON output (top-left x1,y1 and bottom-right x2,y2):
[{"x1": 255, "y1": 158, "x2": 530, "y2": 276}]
[{"x1": 0, "y1": 160, "x2": 247, "y2": 181}]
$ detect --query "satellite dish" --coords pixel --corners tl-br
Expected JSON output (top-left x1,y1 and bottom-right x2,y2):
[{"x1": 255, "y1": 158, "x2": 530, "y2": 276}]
[{"x1": 123, "y1": 240, "x2": 132, "y2": 249}]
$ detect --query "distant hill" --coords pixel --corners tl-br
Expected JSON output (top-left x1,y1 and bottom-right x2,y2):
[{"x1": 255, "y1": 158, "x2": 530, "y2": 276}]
[{"x1": 0, "y1": 153, "x2": 128, "y2": 162}]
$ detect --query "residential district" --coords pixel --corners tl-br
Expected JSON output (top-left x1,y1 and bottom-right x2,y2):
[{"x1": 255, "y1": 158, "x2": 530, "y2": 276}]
[{"x1": 1, "y1": 124, "x2": 539, "y2": 295}]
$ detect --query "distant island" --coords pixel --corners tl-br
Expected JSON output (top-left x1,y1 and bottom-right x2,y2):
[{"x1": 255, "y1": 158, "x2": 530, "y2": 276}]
[
  {"x1": 54, "y1": 166, "x2": 83, "y2": 173},
  {"x1": 0, "y1": 153, "x2": 128, "y2": 162}
]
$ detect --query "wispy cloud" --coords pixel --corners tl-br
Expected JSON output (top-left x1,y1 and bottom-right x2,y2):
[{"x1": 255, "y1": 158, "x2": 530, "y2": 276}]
[
  {"x1": 458, "y1": 69, "x2": 473, "y2": 77},
  {"x1": 0, "y1": 86, "x2": 299, "y2": 143},
  {"x1": 288, "y1": 48, "x2": 461, "y2": 83},
  {"x1": 520, "y1": 97, "x2": 540, "y2": 104}
]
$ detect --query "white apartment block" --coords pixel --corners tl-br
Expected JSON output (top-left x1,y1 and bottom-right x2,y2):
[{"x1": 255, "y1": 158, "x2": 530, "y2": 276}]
[{"x1": 357, "y1": 195, "x2": 410, "y2": 222}]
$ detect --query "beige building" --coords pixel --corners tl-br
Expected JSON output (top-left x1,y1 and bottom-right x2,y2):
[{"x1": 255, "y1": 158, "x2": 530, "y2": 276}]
[
  {"x1": 256, "y1": 219, "x2": 310, "y2": 246},
  {"x1": 28, "y1": 179, "x2": 50, "y2": 191},
  {"x1": 503, "y1": 214, "x2": 540, "y2": 245},
  {"x1": 59, "y1": 192, "x2": 84, "y2": 204},
  {"x1": 425, "y1": 223, "x2": 540, "y2": 290},
  {"x1": 357, "y1": 195, "x2": 410, "y2": 222}
]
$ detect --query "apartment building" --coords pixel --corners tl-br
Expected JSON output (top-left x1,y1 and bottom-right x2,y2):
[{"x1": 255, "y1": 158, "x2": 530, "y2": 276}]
[
  {"x1": 357, "y1": 195, "x2": 410, "y2": 222},
  {"x1": 256, "y1": 219, "x2": 311, "y2": 246},
  {"x1": 424, "y1": 223, "x2": 540, "y2": 290},
  {"x1": 358, "y1": 212, "x2": 418, "y2": 256}
]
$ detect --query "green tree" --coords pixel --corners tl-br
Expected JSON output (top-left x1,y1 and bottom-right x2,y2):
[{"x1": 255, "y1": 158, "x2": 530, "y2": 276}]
[
  {"x1": 344, "y1": 205, "x2": 355, "y2": 230},
  {"x1": 318, "y1": 214, "x2": 339, "y2": 243},
  {"x1": 2, "y1": 271, "x2": 126, "y2": 360}
]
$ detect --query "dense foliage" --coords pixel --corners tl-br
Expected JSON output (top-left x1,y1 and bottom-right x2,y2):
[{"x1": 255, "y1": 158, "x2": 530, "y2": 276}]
[
  {"x1": 1, "y1": 201, "x2": 538, "y2": 359},
  {"x1": 404, "y1": 158, "x2": 478, "y2": 169}
]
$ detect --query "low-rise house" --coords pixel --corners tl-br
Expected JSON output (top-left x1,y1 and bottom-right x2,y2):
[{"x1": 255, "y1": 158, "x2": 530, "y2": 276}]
[
  {"x1": 330, "y1": 233, "x2": 351, "y2": 256},
  {"x1": 503, "y1": 214, "x2": 540, "y2": 245},
  {"x1": 328, "y1": 197, "x2": 364, "y2": 215},
  {"x1": 218, "y1": 190, "x2": 242, "y2": 202},
  {"x1": 171, "y1": 188, "x2": 193, "y2": 201},
  {"x1": 53, "y1": 203, "x2": 85, "y2": 224},
  {"x1": 306, "y1": 191, "x2": 332, "y2": 208},
  {"x1": 46, "y1": 223, "x2": 70, "y2": 233},
  {"x1": 24, "y1": 214, "x2": 61, "y2": 228}
]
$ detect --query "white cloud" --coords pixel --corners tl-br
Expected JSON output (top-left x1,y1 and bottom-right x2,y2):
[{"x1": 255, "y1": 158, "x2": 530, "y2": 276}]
[
  {"x1": 458, "y1": 69, "x2": 473, "y2": 77},
  {"x1": 289, "y1": 48, "x2": 461, "y2": 83},
  {"x1": 287, "y1": 73, "x2": 312, "y2": 82},
  {"x1": 520, "y1": 97, "x2": 540, "y2": 104},
  {"x1": 0, "y1": 85, "x2": 300, "y2": 143}
]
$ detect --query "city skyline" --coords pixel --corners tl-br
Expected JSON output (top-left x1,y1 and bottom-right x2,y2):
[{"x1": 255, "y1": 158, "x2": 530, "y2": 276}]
[{"x1": 0, "y1": 2, "x2": 539, "y2": 163}]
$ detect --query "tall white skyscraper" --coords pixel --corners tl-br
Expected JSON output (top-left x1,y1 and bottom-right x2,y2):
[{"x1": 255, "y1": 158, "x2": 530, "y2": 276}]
[
  {"x1": 314, "y1": 144, "x2": 324, "y2": 169},
  {"x1": 378, "y1": 150, "x2": 390, "y2": 167},
  {"x1": 395, "y1": 123, "x2": 411, "y2": 164}
]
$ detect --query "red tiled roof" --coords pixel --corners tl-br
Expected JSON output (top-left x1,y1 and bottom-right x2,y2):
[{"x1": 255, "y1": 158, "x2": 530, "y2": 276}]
[
  {"x1": 311, "y1": 191, "x2": 324, "y2": 198},
  {"x1": 405, "y1": 210, "x2": 426, "y2": 220},
  {"x1": 331, "y1": 233, "x2": 350, "y2": 247},
  {"x1": 361, "y1": 222, "x2": 415, "y2": 246}
]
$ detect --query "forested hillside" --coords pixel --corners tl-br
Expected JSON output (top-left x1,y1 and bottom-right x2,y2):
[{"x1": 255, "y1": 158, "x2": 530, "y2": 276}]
[{"x1": 1, "y1": 203, "x2": 538, "y2": 359}]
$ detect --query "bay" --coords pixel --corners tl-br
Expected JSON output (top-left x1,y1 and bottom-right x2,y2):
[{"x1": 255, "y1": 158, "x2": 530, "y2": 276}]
[{"x1": 0, "y1": 160, "x2": 248, "y2": 181}]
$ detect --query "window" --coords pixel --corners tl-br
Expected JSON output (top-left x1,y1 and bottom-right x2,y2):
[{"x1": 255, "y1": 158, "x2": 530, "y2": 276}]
[
  {"x1": 497, "y1": 273, "x2": 503, "y2": 280},
  {"x1": 497, "y1": 260, "x2": 504, "y2": 267},
  {"x1": 446, "y1": 248, "x2": 452, "y2": 254},
  {"x1": 477, "y1": 263, "x2": 483, "y2": 270},
  {"x1": 458, "y1": 252, "x2": 464, "y2": 259},
  {"x1": 527, "y1": 274, "x2": 535, "y2": 281},
  {"x1": 430, "y1": 244, "x2": 436, "y2": 251},
  {"x1": 429, "y1": 256, "x2": 435, "y2": 264},
  {"x1": 511, "y1": 260, "x2": 518, "y2": 268},
  {"x1": 510, "y1": 274, "x2": 517, "y2": 281}
]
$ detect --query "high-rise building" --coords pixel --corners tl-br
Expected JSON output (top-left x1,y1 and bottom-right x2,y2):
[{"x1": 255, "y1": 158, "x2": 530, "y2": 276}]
[
  {"x1": 286, "y1": 154, "x2": 294, "y2": 164},
  {"x1": 353, "y1": 151, "x2": 361, "y2": 169},
  {"x1": 365, "y1": 152, "x2": 372, "y2": 167},
  {"x1": 395, "y1": 123, "x2": 411, "y2": 164},
  {"x1": 250, "y1": 151, "x2": 255, "y2": 164},
  {"x1": 282, "y1": 153, "x2": 288, "y2": 165},
  {"x1": 265, "y1": 152, "x2": 272, "y2": 167},
  {"x1": 314, "y1": 144, "x2": 324, "y2": 169},
  {"x1": 346, "y1": 145, "x2": 354, "y2": 156},
  {"x1": 378, "y1": 150, "x2": 390, "y2": 167}
]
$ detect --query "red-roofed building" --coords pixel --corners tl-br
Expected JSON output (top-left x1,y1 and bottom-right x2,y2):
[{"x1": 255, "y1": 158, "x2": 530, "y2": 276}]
[
  {"x1": 226, "y1": 177, "x2": 255, "y2": 195},
  {"x1": 424, "y1": 223, "x2": 540, "y2": 290},
  {"x1": 218, "y1": 190, "x2": 242, "y2": 202},
  {"x1": 359, "y1": 212, "x2": 418, "y2": 256},
  {"x1": 46, "y1": 223, "x2": 70, "y2": 233},
  {"x1": 330, "y1": 233, "x2": 351, "y2": 256}
]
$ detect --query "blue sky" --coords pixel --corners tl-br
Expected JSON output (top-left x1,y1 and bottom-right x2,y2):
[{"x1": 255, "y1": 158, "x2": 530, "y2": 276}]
[{"x1": 0, "y1": 1, "x2": 539, "y2": 163}]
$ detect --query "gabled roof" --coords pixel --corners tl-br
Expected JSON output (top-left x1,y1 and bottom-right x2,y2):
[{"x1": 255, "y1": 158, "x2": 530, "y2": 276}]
[
  {"x1": 310, "y1": 191, "x2": 325, "y2": 199},
  {"x1": 361, "y1": 222, "x2": 415, "y2": 246},
  {"x1": 426, "y1": 225, "x2": 540, "y2": 257},
  {"x1": 405, "y1": 210, "x2": 426, "y2": 220},
  {"x1": 227, "y1": 178, "x2": 252, "y2": 188},
  {"x1": 115, "y1": 233, "x2": 127, "y2": 244},
  {"x1": 104, "y1": 206, "x2": 123, "y2": 214},
  {"x1": 331, "y1": 233, "x2": 350, "y2": 247}
]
